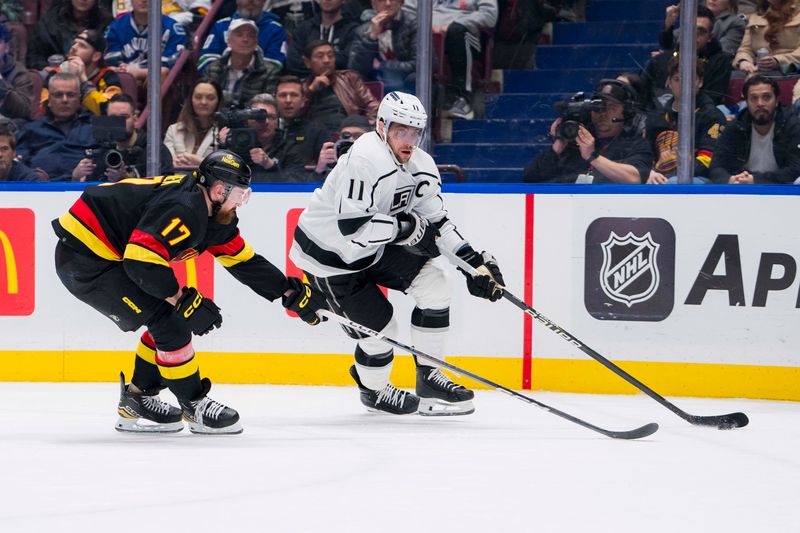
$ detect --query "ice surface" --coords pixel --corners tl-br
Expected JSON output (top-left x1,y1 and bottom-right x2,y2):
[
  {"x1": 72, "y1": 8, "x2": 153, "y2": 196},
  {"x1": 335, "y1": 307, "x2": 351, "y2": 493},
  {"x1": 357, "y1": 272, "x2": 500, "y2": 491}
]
[{"x1": 0, "y1": 383, "x2": 797, "y2": 532}]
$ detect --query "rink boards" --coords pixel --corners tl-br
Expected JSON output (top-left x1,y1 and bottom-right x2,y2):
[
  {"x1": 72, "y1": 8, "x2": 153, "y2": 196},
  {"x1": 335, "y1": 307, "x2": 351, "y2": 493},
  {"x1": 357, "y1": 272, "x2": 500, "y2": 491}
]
[{"x1": 0, "y1": 183, "x2": 798, "y2": 400}]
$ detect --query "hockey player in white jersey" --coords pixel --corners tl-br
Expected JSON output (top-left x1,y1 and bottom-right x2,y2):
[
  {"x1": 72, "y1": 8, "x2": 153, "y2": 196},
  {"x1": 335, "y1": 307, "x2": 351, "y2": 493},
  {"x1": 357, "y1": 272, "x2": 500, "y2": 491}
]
[{"x1": 290, "y1": 91, "x2": 505, "y2": 416}]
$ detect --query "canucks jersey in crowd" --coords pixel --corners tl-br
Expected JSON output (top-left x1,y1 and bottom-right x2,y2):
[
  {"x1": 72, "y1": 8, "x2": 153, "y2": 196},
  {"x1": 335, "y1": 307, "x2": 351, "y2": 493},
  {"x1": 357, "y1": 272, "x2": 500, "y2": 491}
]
[
  {"x1": 104, "y1": 12, "x2": 188, "y2": 68},
  {"x1": 198, "y1": 12, "x2": 286, "y2": 73}
]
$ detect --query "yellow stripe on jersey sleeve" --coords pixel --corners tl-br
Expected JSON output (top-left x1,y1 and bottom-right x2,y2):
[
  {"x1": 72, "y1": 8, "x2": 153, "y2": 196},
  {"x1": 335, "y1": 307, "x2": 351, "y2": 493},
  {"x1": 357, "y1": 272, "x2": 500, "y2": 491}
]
[
  {"x1": 214, "y1": 242, "x2": 255, "y2": 268},
  {"x1": 216, "y1": 240, "x2": 256, "y2": 268},
  {"x1": 58, "y1": 212, "x2": 122, "y2": 261}
]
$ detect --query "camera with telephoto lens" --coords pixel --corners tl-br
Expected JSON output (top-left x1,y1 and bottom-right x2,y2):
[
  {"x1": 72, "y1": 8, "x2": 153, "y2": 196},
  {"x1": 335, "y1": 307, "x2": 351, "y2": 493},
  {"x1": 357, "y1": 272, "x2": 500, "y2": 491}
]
[
  {"x1": 553, "y1": 92, "x2": 605, "y2": 141},
  {"x1": 87, "y1": 115, "x2": 128, "y2": 178},
  {"x1": 215, "y1": 107, "x2": 268, "y2": 159},
  {"x1": 335, "y1": 131, "x2": 355, "y2": 158}
]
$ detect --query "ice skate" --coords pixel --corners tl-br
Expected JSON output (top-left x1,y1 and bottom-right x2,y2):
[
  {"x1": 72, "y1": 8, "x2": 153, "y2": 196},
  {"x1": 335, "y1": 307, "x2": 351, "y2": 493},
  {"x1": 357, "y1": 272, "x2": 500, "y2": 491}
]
[
  {"x1": 349, "y1": 365, "x2": 419, "y2": 415},
  {"x1": 416, "y1": 365, "x2": 475, "y2": 416},
  {"x1": 178, "y1": 377, "x2": 243, "y2": 435},
  {"x1": 115, "y1": 372, "x2": 184, "y2": 433}
]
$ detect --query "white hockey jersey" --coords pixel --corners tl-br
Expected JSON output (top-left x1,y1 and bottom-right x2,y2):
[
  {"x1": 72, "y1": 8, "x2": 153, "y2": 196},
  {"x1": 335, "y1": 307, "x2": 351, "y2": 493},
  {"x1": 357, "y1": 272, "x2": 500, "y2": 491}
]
[{"x1": 290, "y1": 132, "x2": 469, "y2": 278}]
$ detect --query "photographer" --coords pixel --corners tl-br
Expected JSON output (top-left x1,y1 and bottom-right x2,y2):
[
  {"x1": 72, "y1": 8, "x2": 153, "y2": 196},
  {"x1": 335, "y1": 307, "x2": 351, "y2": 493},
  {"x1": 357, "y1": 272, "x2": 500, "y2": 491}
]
[
  {"x1": 73, "y1": 94, "x2": 173, "y2": 182},
  {"x1": 312, "y1": 114, "x2": 371, "y2": 179},
  {"x1": 523, "y1": 80, "x2": 653, "y2": 184},
  {"x1": 218, "y1": 93, "x2": 281, "y2": 180}
]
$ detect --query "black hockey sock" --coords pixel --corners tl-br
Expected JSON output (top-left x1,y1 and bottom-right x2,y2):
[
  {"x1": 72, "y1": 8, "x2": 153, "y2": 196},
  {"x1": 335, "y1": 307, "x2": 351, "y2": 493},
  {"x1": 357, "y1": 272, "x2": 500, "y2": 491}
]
[{"x1": 165, "y1": 371, "x2": 203, "y2": 402}]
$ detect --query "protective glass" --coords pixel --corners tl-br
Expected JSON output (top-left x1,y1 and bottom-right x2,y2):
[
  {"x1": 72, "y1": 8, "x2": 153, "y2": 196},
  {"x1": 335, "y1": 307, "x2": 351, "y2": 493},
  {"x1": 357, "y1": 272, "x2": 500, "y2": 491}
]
[
  {"x1": 388, "y1": 124, "x2": 424, "y2": 145},
  {"x1": 225, "y1": 184, "x2": 252, "y2": 207}
]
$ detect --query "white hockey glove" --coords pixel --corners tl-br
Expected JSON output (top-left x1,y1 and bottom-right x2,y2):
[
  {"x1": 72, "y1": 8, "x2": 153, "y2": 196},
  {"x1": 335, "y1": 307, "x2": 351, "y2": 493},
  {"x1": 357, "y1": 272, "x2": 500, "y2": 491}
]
[
  {"x1": 456, "y1": 247, "x2": 505, "y2": 302},
  {"x1": 393, "y1": 212, "x2": 440, "y2": 257}
]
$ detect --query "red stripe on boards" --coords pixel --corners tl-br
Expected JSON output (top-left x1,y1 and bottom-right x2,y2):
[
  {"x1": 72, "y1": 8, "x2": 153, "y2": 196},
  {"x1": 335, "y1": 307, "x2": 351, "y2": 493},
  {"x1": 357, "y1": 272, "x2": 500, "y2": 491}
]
[{"x1": 522, "y1": 194, "x2": 534, "y2": 390}]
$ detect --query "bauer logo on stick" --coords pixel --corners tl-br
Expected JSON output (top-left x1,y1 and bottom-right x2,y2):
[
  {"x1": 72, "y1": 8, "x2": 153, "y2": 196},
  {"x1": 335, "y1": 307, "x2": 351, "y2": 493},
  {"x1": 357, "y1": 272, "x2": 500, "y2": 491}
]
[{"x1": 584, "y1": 217, "x2": 675, "y2": 322}]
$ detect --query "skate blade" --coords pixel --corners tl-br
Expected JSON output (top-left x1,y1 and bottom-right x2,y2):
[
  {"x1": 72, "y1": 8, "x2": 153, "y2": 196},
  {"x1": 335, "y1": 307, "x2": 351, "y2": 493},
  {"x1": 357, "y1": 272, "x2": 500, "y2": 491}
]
[
  {"x1": 365, "y1": 407, "x2": 418, "y2": 415},
  {"x1": 418, "y1": 398, "x2": 475, "y2": 417},
  {"x1": 186, "y1": 420, "x2": 244, "y2": 435},
  {"x1": 115, "y1": 416, "x2": 184, "y2": 433}
]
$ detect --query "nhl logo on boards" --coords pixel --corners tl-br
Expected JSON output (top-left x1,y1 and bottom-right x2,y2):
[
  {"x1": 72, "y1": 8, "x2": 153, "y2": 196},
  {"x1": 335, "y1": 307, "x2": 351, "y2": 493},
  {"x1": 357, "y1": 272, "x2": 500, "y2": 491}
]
[
  {"x1": 600, "y1": 231, "x2": 659, "y2": 307},
  {"x1": 584, "y1": 218, "x2": 675, "y2": 322}
]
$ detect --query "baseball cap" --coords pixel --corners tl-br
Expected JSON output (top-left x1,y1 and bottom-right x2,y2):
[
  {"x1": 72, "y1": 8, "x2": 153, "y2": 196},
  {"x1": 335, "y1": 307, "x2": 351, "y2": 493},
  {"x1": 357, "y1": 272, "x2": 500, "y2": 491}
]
[
  {"x1": 226, "y1": 19, "x2": 258, "y2": 43},
  {"x1": 74, "y1": 29, "x2": 107, "y2": 53},
  {"x1": 594, "y1": 80, "x2": 630, "y2": 105}
]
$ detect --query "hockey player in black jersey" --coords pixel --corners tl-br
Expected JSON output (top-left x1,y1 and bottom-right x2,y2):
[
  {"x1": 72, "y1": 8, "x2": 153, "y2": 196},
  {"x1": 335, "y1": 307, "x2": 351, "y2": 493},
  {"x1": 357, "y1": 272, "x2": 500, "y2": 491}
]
[
  {"x1": 290, "y1": 92, "x2": 505, "y2": 416},
  {"x1": 53, "y1": 150, "x2": 326, "y2": 434}
]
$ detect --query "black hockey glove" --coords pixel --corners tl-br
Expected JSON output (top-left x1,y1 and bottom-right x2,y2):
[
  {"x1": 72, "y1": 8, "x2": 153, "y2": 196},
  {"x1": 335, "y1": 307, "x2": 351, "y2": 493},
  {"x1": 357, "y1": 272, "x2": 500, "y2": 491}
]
[
  {"x1": 393, "y1": 211, "x2": 440, "y2": 257},
  {"x1": 282, "y1": 277, "x2": 328, "y2": 326},
  {"x1": 456, "y1": 247, "x2": 505, "y2": 302},
  {"x1": 174, "y1": 287, "x2": 222, "y2": 335}
]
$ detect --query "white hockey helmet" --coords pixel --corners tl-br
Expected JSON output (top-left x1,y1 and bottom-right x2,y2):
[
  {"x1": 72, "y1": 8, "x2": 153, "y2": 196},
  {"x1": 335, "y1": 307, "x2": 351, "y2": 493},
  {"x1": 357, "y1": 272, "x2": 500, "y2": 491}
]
[{"x1": 377, "y1": 91, "x2": 428, "y2": 137}]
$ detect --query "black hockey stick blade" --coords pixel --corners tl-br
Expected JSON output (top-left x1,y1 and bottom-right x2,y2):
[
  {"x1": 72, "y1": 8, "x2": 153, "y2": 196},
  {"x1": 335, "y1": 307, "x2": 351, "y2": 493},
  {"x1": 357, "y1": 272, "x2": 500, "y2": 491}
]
[
  {"x1": 684, "y1": 412, "x2": 749, "y2": 430},
  {"x1": 440, "y1": 250, "x2": 749, "y2": 430},
  {"x1": 321, "y1": 310, "x2": 659, "y2": 440}
]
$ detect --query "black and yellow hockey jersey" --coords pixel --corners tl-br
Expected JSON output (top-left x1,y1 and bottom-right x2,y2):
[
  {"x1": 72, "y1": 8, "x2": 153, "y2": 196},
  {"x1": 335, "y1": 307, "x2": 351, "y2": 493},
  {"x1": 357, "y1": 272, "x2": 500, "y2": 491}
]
[{"x1": 52, "y1": 174, "x2": 288, "y2": 301}]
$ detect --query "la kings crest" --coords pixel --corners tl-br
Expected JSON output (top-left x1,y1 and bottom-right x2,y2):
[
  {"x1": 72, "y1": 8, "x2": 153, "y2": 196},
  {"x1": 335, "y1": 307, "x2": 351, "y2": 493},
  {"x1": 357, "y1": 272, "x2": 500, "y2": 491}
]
[
  {"x1": 600, "y1": 231, "x2": 660, "y2": 307},
  {"x1": 585, "y1": 218, "x2": 676, "y2": 321}
]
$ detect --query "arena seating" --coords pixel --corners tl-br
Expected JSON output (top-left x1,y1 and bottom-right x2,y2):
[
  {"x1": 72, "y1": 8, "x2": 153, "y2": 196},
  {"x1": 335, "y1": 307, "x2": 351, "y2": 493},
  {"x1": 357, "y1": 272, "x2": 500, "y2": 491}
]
[{"x1": 437, "y1": 0, "x2": 670, "y2": 182}]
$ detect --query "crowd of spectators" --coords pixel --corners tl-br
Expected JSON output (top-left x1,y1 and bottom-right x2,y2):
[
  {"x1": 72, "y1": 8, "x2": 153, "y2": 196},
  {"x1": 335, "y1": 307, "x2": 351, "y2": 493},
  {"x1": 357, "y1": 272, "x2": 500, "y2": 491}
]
[
  {"x1": 1, "y1": 0, "x2": 500, "y2": 182},
  {"x1": 3, "y1": 0, "x2": 800, "y2": 184},
  {"x1": 525, "y1": 0, "x2": 800, "y2": 185}
]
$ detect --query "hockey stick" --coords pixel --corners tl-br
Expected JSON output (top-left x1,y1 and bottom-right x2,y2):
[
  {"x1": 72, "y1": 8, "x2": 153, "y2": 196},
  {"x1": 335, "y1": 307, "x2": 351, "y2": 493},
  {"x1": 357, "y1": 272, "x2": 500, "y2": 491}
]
[
  {"x1": 442, "y1": 251, "x2": 749, "y2": 430},
  {"x1": 320, "y1": 310, "x2": 658, "y2": 440}
]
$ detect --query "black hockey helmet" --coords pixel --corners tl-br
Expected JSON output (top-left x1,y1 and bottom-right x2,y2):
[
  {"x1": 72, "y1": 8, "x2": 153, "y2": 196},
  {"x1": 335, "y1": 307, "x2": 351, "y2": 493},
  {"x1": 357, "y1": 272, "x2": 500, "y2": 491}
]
[{"x1": 197, "y1": 150, "x2": 252, "y2": 188}]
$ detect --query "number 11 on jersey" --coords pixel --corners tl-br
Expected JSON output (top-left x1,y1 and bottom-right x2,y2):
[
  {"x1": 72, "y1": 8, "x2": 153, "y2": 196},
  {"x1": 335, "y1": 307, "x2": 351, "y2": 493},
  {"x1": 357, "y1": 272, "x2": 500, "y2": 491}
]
[{"x1": 347, "y1": 179, "x2": 364, "y2": 201}]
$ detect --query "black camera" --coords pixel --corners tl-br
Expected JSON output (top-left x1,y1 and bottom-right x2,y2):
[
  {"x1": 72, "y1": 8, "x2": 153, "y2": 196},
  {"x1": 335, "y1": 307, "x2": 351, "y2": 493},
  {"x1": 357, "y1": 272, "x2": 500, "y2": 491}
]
[
  {"x1": 553, "y1": 92, "x2": 605, "y2": 141},
  {"x1": 88, "y1": 115, "x2": 129, "y2": 178},
  {"x1": 215, "y1": 107, "x2": 267, "y2": 158},
  {"x1": 335, "y1": 131, "x2": 355, "y2": 158}
]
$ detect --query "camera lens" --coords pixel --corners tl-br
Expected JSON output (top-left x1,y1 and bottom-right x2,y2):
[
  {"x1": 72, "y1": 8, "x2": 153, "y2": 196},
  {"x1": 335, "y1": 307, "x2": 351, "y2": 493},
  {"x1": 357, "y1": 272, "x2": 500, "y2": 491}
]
[{"x1": 104, "y1": 150, "x2": 123, "y2": 169}]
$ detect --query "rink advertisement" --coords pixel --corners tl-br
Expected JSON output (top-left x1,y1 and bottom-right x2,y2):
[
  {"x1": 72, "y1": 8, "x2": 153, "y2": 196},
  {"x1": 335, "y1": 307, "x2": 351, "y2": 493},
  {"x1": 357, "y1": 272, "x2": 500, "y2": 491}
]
[{"x1": 0, "y1": 185, "x2": 798, "y2": 401}]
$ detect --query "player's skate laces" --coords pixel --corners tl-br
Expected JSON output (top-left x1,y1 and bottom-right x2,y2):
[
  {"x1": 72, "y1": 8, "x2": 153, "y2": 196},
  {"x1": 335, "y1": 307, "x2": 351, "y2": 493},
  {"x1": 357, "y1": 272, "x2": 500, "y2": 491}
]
[
  {"x1": 349, "y1": 365, "x2": 419, "y2": 415},
  {"x1": 115, "y1": 372, "x2": 183, "y2": 433},
  {"x1": 179, "y1": 378, "x2": 243, "y2": 435},
  {"x1": 416, "y1": 366, "x2": 475, "y2": 416}
]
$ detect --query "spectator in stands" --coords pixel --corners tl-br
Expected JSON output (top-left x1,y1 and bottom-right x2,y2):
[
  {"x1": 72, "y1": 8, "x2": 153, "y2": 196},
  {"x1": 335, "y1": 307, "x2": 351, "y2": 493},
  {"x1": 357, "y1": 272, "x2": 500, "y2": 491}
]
[
  {"x1": 708, "y1": 0, "x2": 747, "y2": 56},
  {"x1": 41, "y1": 30, "x2": 122, "y2": 117},
  {"x1": 272, "y1": 75, "x2": 328, "y2": 181},
  {"x1": 523, "y1": 79, "x2": 653, "y2": 184},
  {"x1": 301, "y1": 40, "x2": 379, "y2": 135},
  {"x1": 710, "y1": 75, "x2": 800, "y2": 183},
  {"x1": 27, "y1": 0, "x2": 112, "y2": 72},
  {"x1": 662, "y1": 2, "x2": 745, "y2": 57},
  {"x1": 109, "y1": 0, "x2": 211, "y2": 28},
  {"x1": 431, "y1": 0, "x2": 498, "y2": 120},
  {"x1": 104, "y1": 0, "x2": 188, "y2": 87},
  {"x1": 285, "y1": 0, "x2": 359, "y2": 77},
  {"x1": 269, "y1": 0, "x2": 320, "y2": 34},
  {"x1": 645, "y1": 57, "x2": 726, "y2": 184},
  {"x1": 0, "y1": 124, "x2": 36, "y2": 181},
  {"x1": 164, "y1": 78, "x2": 223, "y2": 168},
  {"x1": 312, "y1": 114, "x2": 370, "y2": 179},
  {"x1": 219, "y1": 93, "x2": 282, "y2": 180},
  {"x1": 16, "y1": 73, "x2": 95, "y2": 181},
  {"x1": 348, "y1": 0, "x2": 417, "y2": 93},
  {"x1": 205, "y1": 19, "x2": 282, "y2": 108},
  {"x1": 198, "y1": 0, "x2": 286, "y2": 73},
  {"x1": 733, "y1": 0, "x2": 800, "y2": 77},
  {"x1": 644, "y1": 7, "x2": 731, "y2": 106},
  {"x1": 0, "y1": 23, "x2": 33, "y2": 123},
  {"x1": 616, "y1": 72, "x2": 648, "y2": 135},
  {"x1": 73, "y1": 94, "x2": 173, "y2": 182}
]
